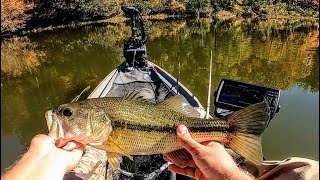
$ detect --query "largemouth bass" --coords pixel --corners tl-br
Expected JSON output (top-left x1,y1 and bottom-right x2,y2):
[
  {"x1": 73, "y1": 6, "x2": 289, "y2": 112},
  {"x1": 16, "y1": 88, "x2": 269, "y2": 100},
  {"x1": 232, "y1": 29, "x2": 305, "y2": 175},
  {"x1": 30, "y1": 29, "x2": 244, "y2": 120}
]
[{"x1": 45, "y1": 91, "x2": 270, "y2": 169}]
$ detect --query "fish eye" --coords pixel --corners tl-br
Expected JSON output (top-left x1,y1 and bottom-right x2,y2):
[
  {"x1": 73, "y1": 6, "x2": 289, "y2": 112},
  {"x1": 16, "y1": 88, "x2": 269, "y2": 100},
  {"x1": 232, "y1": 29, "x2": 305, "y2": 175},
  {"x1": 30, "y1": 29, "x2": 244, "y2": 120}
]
[{"x1": 63, "y1": 108, "x2": 73, "y2": 117}]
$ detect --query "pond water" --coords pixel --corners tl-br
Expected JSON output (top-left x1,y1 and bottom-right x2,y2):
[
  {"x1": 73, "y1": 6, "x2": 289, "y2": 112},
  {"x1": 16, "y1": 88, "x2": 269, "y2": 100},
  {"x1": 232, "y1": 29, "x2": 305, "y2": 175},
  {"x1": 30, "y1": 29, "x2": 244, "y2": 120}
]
[{"x1": 1, "y1": 18, "x2": 319, "y2": 173}]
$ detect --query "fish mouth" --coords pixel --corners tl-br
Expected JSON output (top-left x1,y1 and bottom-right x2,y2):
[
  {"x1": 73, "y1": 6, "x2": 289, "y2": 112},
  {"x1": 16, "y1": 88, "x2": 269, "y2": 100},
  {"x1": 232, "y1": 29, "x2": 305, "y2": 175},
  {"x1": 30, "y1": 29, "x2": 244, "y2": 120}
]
[
  {"x1": 45, "y1": 110, "x2": 92, "y2": 144},
  {"x1": 45, "y1": 110, "x2": 65, "y2": 138}
]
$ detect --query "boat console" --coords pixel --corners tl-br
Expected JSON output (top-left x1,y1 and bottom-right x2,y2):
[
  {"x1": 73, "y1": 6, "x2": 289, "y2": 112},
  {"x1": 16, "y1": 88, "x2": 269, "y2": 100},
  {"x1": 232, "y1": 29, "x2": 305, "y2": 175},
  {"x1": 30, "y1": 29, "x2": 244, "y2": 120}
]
[{"x1": 213, "y1": 78, "x2": 281, "y2": 126}]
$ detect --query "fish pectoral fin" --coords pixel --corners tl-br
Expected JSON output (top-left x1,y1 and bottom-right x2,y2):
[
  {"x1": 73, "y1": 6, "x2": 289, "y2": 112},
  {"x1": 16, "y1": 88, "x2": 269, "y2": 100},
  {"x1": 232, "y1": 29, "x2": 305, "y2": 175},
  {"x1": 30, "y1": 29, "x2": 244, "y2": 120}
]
[
  {"x1": 159, "y1": 95, "x2": 200, "y2": 118},
  {"x1": 164, "y1": 149, "x2": 192, "y2": 168},
  {"x1": 103, "y1": 139, "x2": 133, "y2": 161},
  {"x1": 107, "y1": 152, "x2": 123, "y2": 169}
]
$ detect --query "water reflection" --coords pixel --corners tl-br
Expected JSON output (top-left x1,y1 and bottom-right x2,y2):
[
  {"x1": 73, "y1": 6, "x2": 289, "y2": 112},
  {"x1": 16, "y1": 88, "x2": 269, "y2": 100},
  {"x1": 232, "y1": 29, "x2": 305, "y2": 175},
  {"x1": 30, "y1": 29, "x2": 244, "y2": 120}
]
[
  {"x1": 1, "y1": 37, "x2": 46, "y2": 77},
  {"x1": 1, "y1": 18, "x2": 319, "y2": 173}
]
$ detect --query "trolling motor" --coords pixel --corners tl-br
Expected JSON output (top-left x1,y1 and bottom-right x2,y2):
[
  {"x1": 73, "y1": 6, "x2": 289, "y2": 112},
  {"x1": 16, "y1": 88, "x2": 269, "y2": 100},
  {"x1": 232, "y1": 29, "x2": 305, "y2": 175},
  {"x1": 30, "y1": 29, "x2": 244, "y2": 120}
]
[{"x1": 121, "y1": 6, "x2": 148, "y2": 68}]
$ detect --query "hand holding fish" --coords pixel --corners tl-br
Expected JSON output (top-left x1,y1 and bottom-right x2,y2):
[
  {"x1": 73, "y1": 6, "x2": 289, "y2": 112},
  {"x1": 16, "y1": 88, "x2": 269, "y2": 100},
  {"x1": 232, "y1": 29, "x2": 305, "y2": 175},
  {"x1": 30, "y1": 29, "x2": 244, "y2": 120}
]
[
  {"x1": 165, "y1": 125, "x2": 254, "y2": 180},
  {"x1": 2, "y1": 134, "x2": 84, "y2": 180}
]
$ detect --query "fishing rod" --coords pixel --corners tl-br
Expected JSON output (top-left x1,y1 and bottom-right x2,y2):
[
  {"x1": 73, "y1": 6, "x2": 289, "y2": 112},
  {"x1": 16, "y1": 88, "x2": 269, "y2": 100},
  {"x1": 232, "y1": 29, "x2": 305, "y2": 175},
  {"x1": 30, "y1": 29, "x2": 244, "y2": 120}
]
[
  {"x1": 176, "y1": 59, "x2": 180, "y2": 94},
  {"x1": 205, "y1": 50, "x2": 213, "y2": 119},
  {"x1": 71, "y1": 86, "x2": 90, "y2": 103}
]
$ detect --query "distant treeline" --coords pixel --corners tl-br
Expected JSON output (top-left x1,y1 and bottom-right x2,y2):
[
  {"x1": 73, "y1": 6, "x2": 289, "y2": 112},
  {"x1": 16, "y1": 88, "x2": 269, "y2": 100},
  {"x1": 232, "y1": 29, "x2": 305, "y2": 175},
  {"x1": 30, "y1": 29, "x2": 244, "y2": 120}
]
[{"x1": 1, "y1": 0, "x2": 319, "y2": 35}]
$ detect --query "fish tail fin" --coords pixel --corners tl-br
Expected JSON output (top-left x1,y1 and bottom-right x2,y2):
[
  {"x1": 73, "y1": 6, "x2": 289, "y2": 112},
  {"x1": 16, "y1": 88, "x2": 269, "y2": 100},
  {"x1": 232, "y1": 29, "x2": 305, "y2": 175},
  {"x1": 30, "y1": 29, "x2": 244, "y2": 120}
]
[
  {"x1": 229, "y1": 132, "x2": 263, "y2": 164},
  {"x1": 227, "y1": 102, "x2": 270, "y2": 164}
]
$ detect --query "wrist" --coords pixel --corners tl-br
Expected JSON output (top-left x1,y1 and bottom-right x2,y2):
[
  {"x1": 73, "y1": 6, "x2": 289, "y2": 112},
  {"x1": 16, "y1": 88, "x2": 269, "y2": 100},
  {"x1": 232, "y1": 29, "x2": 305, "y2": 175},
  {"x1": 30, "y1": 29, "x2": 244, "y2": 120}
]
[
  {"x1": 12, "y1": 149, "x2": 67, "y2": 180},
  {"x1": 2, "y1": 150, "x2": 42, "y2": 179},
  {"x1": 41, "y1": 150, "x2": 69, "y2": 177},
  {"x1": 225, "y1": 165, "x2": 255, "y2": 180}
]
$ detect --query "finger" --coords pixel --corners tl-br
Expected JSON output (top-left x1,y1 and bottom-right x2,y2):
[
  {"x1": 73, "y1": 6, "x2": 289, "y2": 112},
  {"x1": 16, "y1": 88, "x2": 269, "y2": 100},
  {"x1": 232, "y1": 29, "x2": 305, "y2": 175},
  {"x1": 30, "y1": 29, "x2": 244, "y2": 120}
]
[
  {"x1": 163, "y1": 155, "x2": 171, "y2": 162},
  {"x1": 195, "y1": 168, "x2": 206, "y2": 180},
  {"x1": 203, "y1": 141, "x2": 223, "y2": 148},
  {"x1": 62, "y1": 140, "x2": 85, "y2": 151},
  {"x1": 168, "y1": 164, "x2": 195, "y2": 179},
  {"x1": 186, "y1": 159, "x2": 197, "y2": 168},
  {"x1": 55, "y1": 138, "x2": 70, "y2": 148},
  {"x1": 176, "y1": 125, "x2": 203, "y2": 156},
  {"x1": 74, "y1": 142, "x2": 85, "y2": 151},
  {"x1": 48, "y1": 130, "x2": 56, "y2": 138},
  {"x1": 62, "y1": 141, "x2": 77, "y2": 151},
  {"x1": 30, "y1": 134, "x2": 54, "y2": 146},
  {"x1": 66, "y1": 145, "x2": 85, "y2": 172}
]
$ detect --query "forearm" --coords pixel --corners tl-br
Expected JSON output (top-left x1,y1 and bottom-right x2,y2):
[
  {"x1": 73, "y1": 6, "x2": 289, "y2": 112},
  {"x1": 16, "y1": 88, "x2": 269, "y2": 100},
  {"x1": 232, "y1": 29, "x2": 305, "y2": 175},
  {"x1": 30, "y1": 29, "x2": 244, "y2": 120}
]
[{"x1": 2, "y1": 150, "x2": 67, "y2": 180}]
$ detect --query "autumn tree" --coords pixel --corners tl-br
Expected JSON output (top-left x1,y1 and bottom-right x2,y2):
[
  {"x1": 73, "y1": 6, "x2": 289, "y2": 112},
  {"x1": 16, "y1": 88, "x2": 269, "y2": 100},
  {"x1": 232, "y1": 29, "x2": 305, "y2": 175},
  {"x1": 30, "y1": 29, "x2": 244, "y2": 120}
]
[{"x1": 1, "y1": 0, "x2": 33, "y2": 33}]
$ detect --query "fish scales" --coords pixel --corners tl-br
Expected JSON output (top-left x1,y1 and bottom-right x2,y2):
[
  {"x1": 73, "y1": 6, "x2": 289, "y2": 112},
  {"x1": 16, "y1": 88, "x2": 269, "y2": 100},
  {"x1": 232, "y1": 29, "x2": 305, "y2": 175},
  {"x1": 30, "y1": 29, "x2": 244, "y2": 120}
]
[
  {"x1": 104, "y1": 98, "x2": 230, "y2": 133},
  {"x1": 110, "y1": 128, "x2": 230, "y2": 154},
  {"x1": 115, "y1": 97, "x2": 229, "y2": 154}
]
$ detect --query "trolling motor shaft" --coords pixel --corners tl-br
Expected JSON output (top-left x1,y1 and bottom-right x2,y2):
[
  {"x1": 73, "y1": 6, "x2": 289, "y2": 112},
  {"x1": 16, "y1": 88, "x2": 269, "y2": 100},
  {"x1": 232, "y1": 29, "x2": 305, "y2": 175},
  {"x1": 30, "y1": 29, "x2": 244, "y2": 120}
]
[{"x1": 122, "y1": 6, "x2": 148, "y2": 68}]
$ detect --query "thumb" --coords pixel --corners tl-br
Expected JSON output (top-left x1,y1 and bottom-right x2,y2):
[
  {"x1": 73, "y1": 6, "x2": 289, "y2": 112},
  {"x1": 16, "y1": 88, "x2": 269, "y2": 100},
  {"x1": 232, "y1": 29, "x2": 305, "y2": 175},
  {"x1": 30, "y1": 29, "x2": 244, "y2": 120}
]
[
  {"x1": 65, "y1": 144, "x2": 84, "y2": 172},
  {"x1": 55, "y1": 138, "x2": 70, "y2": 148},
  {"x1": 48, "y1": 129, "x2": 57, "y2": 138},
  {"x1": 176, "y1": 125, "x2": 203, "y2": 156}
]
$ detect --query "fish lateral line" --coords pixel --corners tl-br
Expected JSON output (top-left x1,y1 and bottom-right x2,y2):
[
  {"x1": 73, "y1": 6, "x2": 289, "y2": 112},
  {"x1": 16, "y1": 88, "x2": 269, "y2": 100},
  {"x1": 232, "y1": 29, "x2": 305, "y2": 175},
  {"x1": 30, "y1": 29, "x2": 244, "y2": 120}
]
[{"x1": 111, "y1": 120, "x2": 231, "y2": 133}]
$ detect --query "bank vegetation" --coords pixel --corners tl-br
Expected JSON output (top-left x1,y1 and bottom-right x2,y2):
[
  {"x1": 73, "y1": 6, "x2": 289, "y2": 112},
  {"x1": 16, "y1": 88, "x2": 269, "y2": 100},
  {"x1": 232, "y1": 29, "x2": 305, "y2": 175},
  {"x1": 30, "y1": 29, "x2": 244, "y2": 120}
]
[{"x1": 1, "y1": 0, "x2": 319, "y2": 36}]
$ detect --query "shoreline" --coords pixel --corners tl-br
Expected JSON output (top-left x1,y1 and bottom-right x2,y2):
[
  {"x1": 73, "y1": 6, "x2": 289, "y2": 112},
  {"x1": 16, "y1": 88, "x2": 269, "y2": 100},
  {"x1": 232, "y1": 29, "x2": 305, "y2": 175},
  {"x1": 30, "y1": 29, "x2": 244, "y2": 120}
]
[{"x1": 1, "y1": 14, "x2": 319, "y2": 39}]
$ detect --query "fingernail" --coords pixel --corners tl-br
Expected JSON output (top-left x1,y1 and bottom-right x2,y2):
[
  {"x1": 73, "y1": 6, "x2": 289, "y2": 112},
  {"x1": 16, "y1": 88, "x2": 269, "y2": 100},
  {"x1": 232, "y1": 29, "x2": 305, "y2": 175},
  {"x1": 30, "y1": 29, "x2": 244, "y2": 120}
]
[
  {"x1": 178, "y1": 125, "x2": 188, "y2": 135},
  {"x1": 64, "y1": 144, "x2": 70, "y2": 149}
]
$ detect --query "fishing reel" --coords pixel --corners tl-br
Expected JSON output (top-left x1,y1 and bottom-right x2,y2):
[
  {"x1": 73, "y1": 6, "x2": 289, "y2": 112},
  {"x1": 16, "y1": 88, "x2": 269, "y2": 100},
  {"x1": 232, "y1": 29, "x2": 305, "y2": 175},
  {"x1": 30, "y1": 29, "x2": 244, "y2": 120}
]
[{"x1": 122, "y1": 6, "x2": 148, "y2": 68}]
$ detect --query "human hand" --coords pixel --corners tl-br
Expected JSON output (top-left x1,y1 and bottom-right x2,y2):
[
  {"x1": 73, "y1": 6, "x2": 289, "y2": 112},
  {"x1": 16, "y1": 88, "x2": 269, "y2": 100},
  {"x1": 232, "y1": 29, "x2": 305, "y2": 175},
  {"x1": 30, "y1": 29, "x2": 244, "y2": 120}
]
[
  {"x1": 165, "y1": 125, "x2": 253, "y2": 180},
  {"x1": 2, "y1": 133, "x2": 84, "y2": 180},
  {"x1": 28, "y1": 134, "x2": 85, "y2": 173}
]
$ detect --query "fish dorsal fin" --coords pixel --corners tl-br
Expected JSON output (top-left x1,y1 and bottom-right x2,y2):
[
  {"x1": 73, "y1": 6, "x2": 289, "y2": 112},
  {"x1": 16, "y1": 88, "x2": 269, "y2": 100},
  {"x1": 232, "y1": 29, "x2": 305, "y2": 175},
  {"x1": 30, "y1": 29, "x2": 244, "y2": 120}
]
[
  {"x1": 123, "y1": 89, "x2": 153, "y2": 103},
  {"x1": 123, "y1": 90, "x2": 144, "y2": 100},
  {"x1": 159, "y1": 95, "x2": 200, "y2": 117}
]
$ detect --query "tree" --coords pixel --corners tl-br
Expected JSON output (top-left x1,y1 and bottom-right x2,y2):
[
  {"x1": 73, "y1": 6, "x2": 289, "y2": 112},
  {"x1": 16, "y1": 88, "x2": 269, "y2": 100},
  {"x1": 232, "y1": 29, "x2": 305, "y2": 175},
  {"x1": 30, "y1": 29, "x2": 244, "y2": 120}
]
[{"x1": 1, "y1": 0, "x2": 33, "y2": 33}]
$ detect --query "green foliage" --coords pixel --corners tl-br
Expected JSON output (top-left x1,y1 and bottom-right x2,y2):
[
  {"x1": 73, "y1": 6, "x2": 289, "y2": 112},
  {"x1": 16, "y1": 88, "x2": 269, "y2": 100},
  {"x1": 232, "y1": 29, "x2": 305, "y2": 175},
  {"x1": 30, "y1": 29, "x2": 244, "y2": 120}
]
[
  {"x1": 181, "y1": 0, "x2": 212, "y2": 13},
  {"x1": 212, "y1": 0, "x2": 319, "y2": 18},
  {"x1": 29, "y1": 0, "x2": 119, "y2": 27},
  {"x1": 212, "y1": 0, "x2": 236, "y2": 11},
  {"x1": 1, "y1": 0, "x2": 319, "y2": 33},
  {"x1": 124, "y1": 1, "x2": 154, "y2": 14}
]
